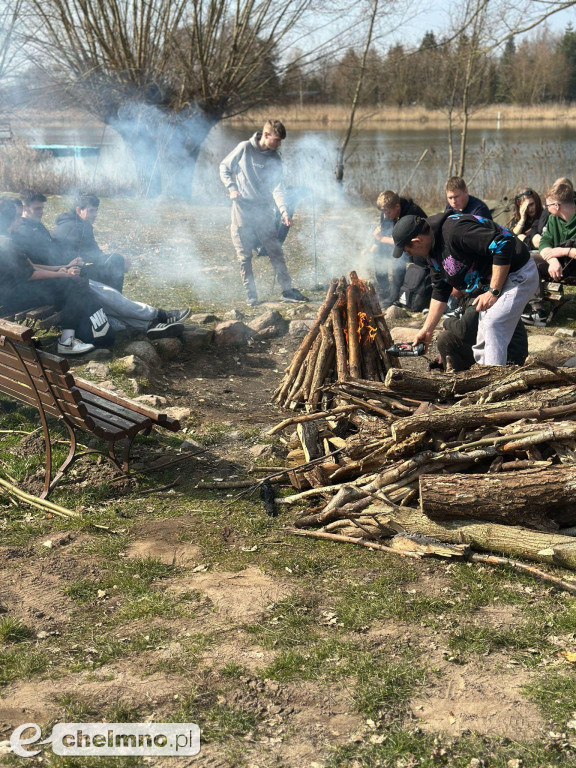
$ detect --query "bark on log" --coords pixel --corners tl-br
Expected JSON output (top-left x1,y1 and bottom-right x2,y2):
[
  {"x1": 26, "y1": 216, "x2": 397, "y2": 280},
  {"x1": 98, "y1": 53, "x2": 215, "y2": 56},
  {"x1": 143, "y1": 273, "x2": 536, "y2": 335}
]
[
  {"x1": 297, "y1": 422, "x2": 321, "y2": 463},
  {"x1": 346, "y1": 281, "x2": 362, "y2": 379},
  {"x1": 309, "y1": 322, "x2": 336, "y2": 407},
  {"x1": 364, "y1": 503, "x2": 576, "y2": 572},
  {"x1": 419, "y1": 467, "x2": 576, "y2": 530},
  {"x1": 366, "y1": 285, "x2": 399, "y2": 370},
  {"x1": 331, "y1": 302, "x2": 349, "y2": 382},
  {"x1": 385, "y1": 366, "x2": 518, "y2": 401},
  {"x1": 392, "y1": 387, "x2": 576, "y2": 442},
  {"x1": 275, "y1": 279, "x2": 339, "y2": 403},
  {"x1": 461, "y1": 368, "x2": 568, "y2": 405},
  {"x1": 296, "y1": 333, "x2": 322, "y2": 404}
]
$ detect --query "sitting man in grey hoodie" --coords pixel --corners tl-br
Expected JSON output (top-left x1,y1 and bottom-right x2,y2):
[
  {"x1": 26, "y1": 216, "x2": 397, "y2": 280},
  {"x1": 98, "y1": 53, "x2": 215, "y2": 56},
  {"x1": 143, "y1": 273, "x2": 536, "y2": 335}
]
[{"x1": 219, "y1": 119, "x2": 308, "y2": 306}]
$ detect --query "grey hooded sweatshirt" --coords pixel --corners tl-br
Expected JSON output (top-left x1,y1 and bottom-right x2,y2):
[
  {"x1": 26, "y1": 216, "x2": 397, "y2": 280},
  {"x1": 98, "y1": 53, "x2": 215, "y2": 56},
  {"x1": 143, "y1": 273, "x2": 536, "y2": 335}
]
[{"x1": 219, "y1": 132, "x2": 287, "y2": 214}]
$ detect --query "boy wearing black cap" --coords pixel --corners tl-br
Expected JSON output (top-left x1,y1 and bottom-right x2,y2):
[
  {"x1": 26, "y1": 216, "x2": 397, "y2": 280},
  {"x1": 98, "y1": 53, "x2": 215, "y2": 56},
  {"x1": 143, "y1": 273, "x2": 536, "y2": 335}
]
[{"x1": 392, "y1": 212, "x2": 538, "y2": 366}]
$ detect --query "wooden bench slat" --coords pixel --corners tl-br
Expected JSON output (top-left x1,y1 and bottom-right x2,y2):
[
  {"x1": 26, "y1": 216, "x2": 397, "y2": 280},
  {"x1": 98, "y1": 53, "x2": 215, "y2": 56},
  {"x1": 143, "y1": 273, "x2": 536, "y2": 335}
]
[
  {"x1": 0, "y1": 320, "x2": 35, "y2": 344},
  {"x1": 80, "y1": 389, "x2": 153, "y2": 426},
  {"x1": 0, "y1": 373, "x2": 89, "y2": 426},
  {"x1": 0, "y1": 347, "x2": 78, "y2": 399},
  {"x1": 74, "y1": 377, "x2": 180, "y2": 431},
  {"x1": 83, "y1": 400, "x2": 151, "y2": 436}
]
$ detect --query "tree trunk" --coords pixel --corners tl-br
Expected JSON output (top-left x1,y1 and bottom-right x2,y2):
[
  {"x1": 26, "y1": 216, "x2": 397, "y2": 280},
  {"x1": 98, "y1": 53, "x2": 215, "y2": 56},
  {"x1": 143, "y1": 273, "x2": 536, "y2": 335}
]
[
  {"x1": 420, "y1": 467, "x2": 576, "y2": 530},
  {"x1": 365, "y1": 503, "x2": 576, "y2": 572},
  {"x1": 391, "y1": 387, "x2": 576, "y2": 442},
  {"x1": 384, "y1": 366, "x2": 515, "y2": 401},
  {"x1": 111, "y1": 108, "x2": 164, "y2": 197}
]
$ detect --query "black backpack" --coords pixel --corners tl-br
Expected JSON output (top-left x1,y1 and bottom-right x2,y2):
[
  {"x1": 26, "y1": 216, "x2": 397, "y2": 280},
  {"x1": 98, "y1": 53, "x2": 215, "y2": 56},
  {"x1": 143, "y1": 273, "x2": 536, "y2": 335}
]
[{"x1": 398, "y1": 262, "x2": 432, "y2": 312}]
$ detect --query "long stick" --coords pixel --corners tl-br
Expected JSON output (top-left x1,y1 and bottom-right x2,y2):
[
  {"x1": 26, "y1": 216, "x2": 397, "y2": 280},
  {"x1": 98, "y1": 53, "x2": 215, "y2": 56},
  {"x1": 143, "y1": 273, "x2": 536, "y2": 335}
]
[
  {"x1": 286, "y1": 528, "x2": 576, "y2": 595},
  {"x1": 267, "y1": 405, "x2": 358, "y2": 435},
  {"x1": 0, "y1": 476, "x2": 81, "y2": 519}
]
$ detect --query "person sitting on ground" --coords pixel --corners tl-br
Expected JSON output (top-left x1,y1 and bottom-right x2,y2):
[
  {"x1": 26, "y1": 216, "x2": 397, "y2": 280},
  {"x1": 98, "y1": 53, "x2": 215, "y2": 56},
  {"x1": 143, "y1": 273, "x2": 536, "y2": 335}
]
[
  {"x1": 52, "y1": 192, "x2": 129, "y2": 292},
  {"x1": 370, "y1": 190, "x2": 429, "y2": 310},
  {"x1": 537, "y1": 181, "x2": 576, "y2": 282},
  {"x1": 444, "y1": 176, "x2": 492, "y2": 219},
  {"x1": 0, "y1": 197, "x2": 114, "y2": 355},
  {"x1": 437, "y1": 292, "x2": 528, "y2": 372},
  {"x1": 392, "y1": 211, "x2": 539, "y2": 366},
  {"x1": 507, "y1": 187, "x2": 544, "y2": 249},
  {"x1": 12, "y1": 191, "x2": 189, "y2": 340}
]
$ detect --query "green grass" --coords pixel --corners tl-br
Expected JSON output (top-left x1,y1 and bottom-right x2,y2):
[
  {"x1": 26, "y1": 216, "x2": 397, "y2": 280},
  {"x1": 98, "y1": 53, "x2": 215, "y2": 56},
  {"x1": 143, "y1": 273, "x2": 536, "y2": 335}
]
[
  {"x1": 0, "y1": 616, "x2": 36, "y2": 643},
  {"x1": 243, "y1": 593, "x2": 321, "y2": 649},
  {"x1": 523, "y1": 671, "x2": 576, "y2": 726},
  {"x1": 0, "y1": 646, "x2": 50, "y2": 686}
]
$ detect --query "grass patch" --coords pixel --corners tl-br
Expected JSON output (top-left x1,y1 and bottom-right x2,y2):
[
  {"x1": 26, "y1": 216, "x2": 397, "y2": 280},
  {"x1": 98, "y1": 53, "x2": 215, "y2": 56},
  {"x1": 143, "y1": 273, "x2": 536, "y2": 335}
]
[
  {"x1": 0, "y1": 616, "x2": 36, "y2": 643},
  {"x1": 243, "y1": 593, "x2": 320, "y2": 649},
  {"x1": 0, "y1": 647, "x2": 50, "y2": 686},
  {"x1": 524, "y1": 671, "x2": 576, "y2": 726}
]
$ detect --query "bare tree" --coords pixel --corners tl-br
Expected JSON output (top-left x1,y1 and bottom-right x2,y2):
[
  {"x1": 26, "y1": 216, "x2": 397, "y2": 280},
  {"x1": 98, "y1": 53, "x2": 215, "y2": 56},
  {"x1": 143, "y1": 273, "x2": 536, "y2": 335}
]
[
  {"x1": 22, "y1": 0, "x2": 331, "y2": 196},
  {"x1": 0, "y1": 0, "x2": 23, "y2": 90}
]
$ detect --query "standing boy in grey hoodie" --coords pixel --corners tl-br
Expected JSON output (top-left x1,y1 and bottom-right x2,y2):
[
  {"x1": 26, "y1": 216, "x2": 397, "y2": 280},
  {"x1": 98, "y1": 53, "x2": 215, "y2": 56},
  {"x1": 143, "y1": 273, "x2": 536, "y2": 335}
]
[{"x1": 219, "y1": 119, "x2": 308, "y2": 306}]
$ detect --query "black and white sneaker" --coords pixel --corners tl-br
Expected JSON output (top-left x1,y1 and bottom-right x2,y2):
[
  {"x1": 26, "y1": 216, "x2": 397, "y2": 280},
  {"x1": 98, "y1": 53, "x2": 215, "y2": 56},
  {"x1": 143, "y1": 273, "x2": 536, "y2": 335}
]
[
  {"x1": 281, "y1": 288, "x2": 309, "y2": 303},
  {"x1": 521, "y1": 309, "x2": 547, "y2": 327},
  {"x1": 161, "y1": 308, "x2": 191, "y2": 324},
  {"x1": 246, "y1": 297, "x2": 260, "y2": 307},
  {"x1": 147, "y1": 321, "x2": 185, "y2": 339}
]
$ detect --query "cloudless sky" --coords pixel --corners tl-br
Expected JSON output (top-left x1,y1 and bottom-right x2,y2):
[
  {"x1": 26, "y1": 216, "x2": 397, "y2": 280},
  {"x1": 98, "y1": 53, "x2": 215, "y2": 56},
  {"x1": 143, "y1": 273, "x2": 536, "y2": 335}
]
[{"x1": 395, "y1": 1, "x2": 576, "y2": 46}]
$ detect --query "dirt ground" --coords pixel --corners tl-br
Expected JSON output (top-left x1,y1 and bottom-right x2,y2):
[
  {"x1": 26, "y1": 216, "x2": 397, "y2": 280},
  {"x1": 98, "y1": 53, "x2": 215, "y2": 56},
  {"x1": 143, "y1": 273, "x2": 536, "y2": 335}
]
[{"x1": 1, "y1": 302, "x2": 576, "y2": 768}]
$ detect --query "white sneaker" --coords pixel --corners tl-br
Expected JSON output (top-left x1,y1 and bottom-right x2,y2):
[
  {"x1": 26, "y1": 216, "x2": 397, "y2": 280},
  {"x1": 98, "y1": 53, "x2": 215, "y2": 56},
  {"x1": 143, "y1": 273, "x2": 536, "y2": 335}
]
[{"x1": 57, "y1": 336, "x2": 95, "y2": 355}]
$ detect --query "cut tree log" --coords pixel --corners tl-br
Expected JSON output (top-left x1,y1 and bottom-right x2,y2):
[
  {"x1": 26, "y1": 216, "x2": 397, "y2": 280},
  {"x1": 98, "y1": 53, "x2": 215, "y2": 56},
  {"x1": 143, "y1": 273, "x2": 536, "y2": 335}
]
[
  {"x1": 346, "y1": 279, "x2": 362, "y2": 379},
  {"x1": 384, "y1": 366, "x2": 513, "y2": 400},
  {"x1": 309, "y1": 321, "x2": 336, "y2": 407},
  {"x1": 275, "y1": 279, "x2": 339, "y2": 404},
  {"x1": 297, "y1": 422, "x2": 321, "y2": 463},
  {"x1": 391, "y1": 387, "x2": 576, "y2": 441},
  {"x1": 419, "y1": 466, "x2": 576, "y2": 530},
  {"x1": 363, "y1": 503, "x2": 576, "y2": 572}
]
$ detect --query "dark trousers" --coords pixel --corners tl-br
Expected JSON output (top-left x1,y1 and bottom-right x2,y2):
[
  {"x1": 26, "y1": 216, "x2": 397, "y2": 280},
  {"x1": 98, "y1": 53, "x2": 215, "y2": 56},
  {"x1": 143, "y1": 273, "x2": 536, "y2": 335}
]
[
  {"x1": 437, "y1": 301, "x2": 528, "y2": 371},
  {"x1": 0, "y1": 278, "x2": 94, "y2": 330},
  {"x1": 83, "y1": 253, "x2": 125, "y2": 293}
]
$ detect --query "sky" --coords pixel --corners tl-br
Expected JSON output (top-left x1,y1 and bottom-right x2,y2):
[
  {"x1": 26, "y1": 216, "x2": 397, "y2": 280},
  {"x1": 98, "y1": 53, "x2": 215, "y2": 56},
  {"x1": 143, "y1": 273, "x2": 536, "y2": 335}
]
[{"x1": 394, "y1": 1, "x2": 576, "y2": 47}]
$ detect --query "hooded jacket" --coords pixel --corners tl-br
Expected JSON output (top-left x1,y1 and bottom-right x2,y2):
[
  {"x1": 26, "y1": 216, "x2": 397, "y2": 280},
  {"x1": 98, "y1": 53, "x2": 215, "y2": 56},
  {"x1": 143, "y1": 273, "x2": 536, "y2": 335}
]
[
  {"x1": 427, "y1": 212, "x2": 530, "y2": 303},
  {"x1": 52, "y1": 211, "x2": 104, "y2": 263},
  {"x1": 219, "y1": 132, "x2": 287, "y2": 214}
]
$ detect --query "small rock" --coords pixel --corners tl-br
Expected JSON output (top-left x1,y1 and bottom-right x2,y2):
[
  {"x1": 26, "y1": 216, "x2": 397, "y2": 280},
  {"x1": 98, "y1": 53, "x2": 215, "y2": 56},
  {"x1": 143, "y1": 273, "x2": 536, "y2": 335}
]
[
  {"x1": 124, "y1": 341, "x2": 162, "y2": 368},
  {"x1": 151, "y1": 337, "x2": 183, "y2": 360},
  {"x1": 228, "y1": 430, "x2": 241, "y2": 440},
  {"x1": 165, "y1": 406, "x2": 191, "y2": 424},
  {"x1": 125, "y1": 378, "x2": 142, "y2": 395},
  {"x1": 249, "y1": 310, "x2": 289, "y2": 338},
  {"x1": 189, "y1": 313, "x2": 220, "y2": 324},
  {"x1": 527, "y1": 334, "x2": 560, "y2": 354},
  {"x1": 249, "y1": 444, "x2": 274, "y2": 458},
  {"x1": 134, "y1": 394, "x2": 168, "y2": 408},
  {"x1": 181, "y1": 438, "x2": 204, "y2": 451},
  {"x1": 564, "y1": 355, "x2": 576, "y2": 368},
  {"x1": 42, "y1": 540, "x2": 53, "y2": 549},
  {"x1": 99, "y1": 380, "x2": 117, "y2": 391},
  {"x1": 214, "y1": 321, "x2": 256, "y2": 346},
  {"x1": 0, "y1": 741, "x2": 12, "y2": 756},
  {"x1": 385, "y1": 305, "x2": 409, "y2": 320},
  {"x1": 390, "y1": 325, "x2": 420, "y2": 342},
  {"x1": 468, "y1": 760, "x2": 486, "y2": 768},
  {"x1": 554, "y1": 327, "x2": 576, "y2": 337},
  {"x1": 288, "y1": 320, "x2": 312, "y2": 338},
  {"x1": 37, "y1": 631, "x2": 49, "y2": 640},
  {"x1": 85, "y1": 348, "x2": 112, "y2": 361},
  {"x1": 97, "y1": 589, "x2": 107, "y2": 599},
  {"x1": 224, "y1": 309, "x2": 245, "y2": 321},
  {"x1": 507, "y1": 760, "x2": 523, "y2": 768},
  {"x1": 113, "y1": 355, "x2": 150, "y2": 377},
  {"x1": 84, "y1": 361, "x2": 110, "y2": 379},
  {"x1": 182, "y1": 324, "x2": 214, "y2": 350}
]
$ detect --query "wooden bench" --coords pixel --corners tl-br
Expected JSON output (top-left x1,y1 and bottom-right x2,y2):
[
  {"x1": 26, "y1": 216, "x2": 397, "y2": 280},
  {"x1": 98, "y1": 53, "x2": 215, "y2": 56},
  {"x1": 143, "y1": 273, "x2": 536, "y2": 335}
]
[
  {"x1": 0, "y1": 319, "x2": 181, "y2": 498},
  {"x1": 0, "y1": 305, "x2": 64, "y2": 329}
]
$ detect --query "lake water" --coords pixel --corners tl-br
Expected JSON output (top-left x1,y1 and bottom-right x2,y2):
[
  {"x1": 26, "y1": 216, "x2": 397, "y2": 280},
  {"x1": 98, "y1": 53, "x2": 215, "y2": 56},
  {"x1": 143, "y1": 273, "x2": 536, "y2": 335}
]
[{"x1": 13, "y1": 120, "x2": 576, "y2": 205}]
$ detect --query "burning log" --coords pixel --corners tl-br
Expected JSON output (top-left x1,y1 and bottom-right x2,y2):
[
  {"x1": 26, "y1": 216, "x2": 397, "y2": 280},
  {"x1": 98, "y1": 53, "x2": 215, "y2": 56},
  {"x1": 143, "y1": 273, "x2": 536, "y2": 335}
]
[{"x1": 275, "y1": 274, "x2": 397, "y2": 410}]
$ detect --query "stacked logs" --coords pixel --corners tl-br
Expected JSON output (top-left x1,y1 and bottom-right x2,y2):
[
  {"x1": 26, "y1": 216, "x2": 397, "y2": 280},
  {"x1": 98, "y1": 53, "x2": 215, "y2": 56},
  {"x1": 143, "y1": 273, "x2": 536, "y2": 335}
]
[
  {"x1": 269, "y1": 360, "x2": 576, "y2": 571},
  {"x1": 274, "y1": 274, "x2": 399, "y2": 411}
]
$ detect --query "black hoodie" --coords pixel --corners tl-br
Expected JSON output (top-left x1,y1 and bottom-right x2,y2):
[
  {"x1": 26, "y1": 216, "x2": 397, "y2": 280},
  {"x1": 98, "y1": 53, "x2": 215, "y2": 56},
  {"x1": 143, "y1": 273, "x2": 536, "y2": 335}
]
[
  {"x1": 427, "y1": 212, "x2": 530, "y2": 303},
  {"x1": 52, "y1": 211, "x2": 104, "y2": 263}
]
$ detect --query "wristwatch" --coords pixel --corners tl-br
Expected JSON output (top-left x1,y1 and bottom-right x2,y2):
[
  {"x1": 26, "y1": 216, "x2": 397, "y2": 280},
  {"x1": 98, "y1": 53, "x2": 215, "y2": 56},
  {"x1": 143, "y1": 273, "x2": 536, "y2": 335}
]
[{"x1": 487, "y1": 287, "x2": 501, "y2": 297}]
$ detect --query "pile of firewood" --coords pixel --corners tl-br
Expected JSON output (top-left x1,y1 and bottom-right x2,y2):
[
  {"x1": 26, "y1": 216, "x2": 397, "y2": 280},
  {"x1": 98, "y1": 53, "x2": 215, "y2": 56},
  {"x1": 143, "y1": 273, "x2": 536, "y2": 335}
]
[
  {"x1": 269, "y1": 360, "x2": 576, "y2": 573},
  {"x1": 274, "y1": 274, "x2": 399, "y2": 411}
]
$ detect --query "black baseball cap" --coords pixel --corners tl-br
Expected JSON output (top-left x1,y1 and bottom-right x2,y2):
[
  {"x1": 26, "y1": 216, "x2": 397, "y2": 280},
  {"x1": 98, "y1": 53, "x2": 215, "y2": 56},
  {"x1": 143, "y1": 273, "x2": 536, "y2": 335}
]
[{"x1": 392, "y1": 215, "x2": 426, "y2": 259}]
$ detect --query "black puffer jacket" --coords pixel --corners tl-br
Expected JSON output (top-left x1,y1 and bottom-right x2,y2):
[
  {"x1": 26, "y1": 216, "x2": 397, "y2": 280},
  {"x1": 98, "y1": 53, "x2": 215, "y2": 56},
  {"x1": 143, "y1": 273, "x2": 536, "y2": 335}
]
[{"x1": 52, "y1": 211, "x2": 104, "y2": 263}]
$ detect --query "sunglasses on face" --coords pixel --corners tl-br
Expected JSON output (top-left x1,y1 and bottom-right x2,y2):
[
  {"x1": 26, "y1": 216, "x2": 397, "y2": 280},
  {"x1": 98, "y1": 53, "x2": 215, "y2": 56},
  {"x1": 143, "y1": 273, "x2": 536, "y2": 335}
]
[{"x1": 515, "y1": 189, "x2": 533, "y2": 200}]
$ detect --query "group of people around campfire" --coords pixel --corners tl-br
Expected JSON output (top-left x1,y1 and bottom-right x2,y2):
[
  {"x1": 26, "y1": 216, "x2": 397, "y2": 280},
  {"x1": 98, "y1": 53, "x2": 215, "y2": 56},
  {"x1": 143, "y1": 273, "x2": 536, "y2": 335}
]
[
  {"x1": 370, "y1": 176, "x2": 576, "y2": 370},
  {"x1": 0, "y1": 191, "x2": 191, "y2": 354},
  {"x1": 1, "y1": 116, "x2": 574, "y2": 374}
]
